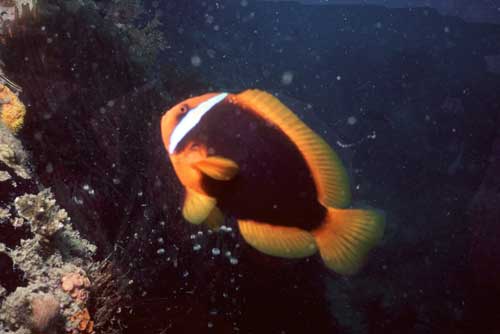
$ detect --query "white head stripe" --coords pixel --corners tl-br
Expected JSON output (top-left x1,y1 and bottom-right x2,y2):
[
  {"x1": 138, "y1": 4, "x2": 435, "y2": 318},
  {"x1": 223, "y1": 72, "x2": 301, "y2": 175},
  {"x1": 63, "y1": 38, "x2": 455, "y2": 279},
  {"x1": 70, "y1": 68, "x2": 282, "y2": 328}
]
[{"x1": 168, "y1": 92, "x2": 228, "y2": 153}]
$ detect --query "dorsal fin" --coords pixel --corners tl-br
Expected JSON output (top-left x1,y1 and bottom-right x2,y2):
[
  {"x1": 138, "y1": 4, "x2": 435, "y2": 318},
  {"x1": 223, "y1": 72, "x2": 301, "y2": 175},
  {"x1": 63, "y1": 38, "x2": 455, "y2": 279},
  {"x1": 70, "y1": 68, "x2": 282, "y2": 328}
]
[{"x1": 235, "y1": 89, "x2": 351, "y2": 208}]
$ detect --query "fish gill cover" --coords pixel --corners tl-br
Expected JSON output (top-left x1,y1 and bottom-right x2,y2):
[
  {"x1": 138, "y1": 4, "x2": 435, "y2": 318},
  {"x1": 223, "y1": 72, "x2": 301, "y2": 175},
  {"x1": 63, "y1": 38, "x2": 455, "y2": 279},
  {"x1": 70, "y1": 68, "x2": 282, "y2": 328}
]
[{"x1": 0, "y1": 0, "x2": 499, "y2": 333}]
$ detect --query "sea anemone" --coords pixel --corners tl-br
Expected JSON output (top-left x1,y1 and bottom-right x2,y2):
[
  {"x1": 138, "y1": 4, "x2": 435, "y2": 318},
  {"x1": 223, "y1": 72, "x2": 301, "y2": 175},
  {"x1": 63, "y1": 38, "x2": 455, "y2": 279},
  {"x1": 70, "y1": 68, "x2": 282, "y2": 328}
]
[{"x1": 0, "y1": 84, "x2": 26, "y2": 133}]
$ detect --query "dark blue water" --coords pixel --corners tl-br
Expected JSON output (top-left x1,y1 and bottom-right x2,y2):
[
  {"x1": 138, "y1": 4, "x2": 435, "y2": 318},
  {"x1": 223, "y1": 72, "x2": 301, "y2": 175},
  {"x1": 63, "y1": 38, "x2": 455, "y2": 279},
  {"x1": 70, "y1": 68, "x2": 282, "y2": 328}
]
[{"x1": 1, "y1": 0, "x2": 499, "y2": 333}]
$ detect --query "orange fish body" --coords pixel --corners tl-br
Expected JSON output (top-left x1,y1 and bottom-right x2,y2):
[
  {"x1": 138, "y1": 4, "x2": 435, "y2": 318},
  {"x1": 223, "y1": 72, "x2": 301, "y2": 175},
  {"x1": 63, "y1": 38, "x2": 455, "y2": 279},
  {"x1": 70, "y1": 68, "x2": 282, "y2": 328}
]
[{"x1": 161, "y1": 89, "x2": 384, "y2": 274}]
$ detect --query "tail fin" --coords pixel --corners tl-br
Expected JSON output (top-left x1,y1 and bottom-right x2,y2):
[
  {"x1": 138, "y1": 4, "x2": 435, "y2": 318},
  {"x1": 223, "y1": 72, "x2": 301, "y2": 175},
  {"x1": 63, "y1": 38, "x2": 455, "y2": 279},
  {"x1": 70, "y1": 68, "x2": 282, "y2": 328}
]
[{"x1": 312, "y1": 207, "x2": 385, "y2": 275}]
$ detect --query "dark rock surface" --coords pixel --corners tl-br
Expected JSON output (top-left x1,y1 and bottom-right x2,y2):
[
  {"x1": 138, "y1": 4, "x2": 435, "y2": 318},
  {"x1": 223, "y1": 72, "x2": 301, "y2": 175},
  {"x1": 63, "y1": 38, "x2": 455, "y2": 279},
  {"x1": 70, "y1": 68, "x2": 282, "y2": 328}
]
[{"x1": 0, "y1": 0, "x2": 499, "y2": 333}]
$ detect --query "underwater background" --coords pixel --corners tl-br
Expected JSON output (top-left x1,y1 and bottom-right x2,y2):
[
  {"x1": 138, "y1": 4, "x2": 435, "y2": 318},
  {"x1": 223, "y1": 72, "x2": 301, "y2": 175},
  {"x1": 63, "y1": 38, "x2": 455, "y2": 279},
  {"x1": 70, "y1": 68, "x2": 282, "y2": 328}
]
[{"x1": 0, "y1": 0, "x2": 500, "y2": 333}]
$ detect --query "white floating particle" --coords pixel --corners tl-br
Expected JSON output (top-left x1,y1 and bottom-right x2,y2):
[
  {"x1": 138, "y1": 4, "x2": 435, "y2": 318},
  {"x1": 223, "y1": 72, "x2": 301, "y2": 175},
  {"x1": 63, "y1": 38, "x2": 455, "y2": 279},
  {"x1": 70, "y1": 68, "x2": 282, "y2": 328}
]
[
  {"x1": 220, "y1": 225, "x2": 233, "y2": 233},
  {"x1": 208, "y1": 322, "x2": 214, "y2": 328},
  {"x1": 157, "y1": 248, "x2": 165, "y2": 255},
  {"x1": 72, "y1": 196, "x2": 83, "y2": 205},
  {"x1": 444, "y1": 26, "x2": 450, "y2": 33},
  {"x1": 229, "y1": 257, "x2": 239, "y2": 265},
  {"x1": 191, "y1": 55, "x2": 202, "y2": 67},
  {"x1": 212, "y1": 248, "x2": 221, "y2": 256},
  {"x1": 206, "y1": 49, "x2": 216, "y2": 58},
  {"x1": 193, "y1": 244, "x2": 201, "y2": 251},
  {"x1": 347, "y1": 116, "x2": 357, "y2": 125},
  {"x1": 336, "y1": 75, "x2": 342, "y2": 81},
  {"x1": 281, "y1": 71, "x2": 294, "y2": 85},
  {"x1": 158, "y1": 237, "x2": 164, "y2": 244},
  {"x1": 45, "y1": 163, "x2": 54, "y2": 174},
  {"x1": 205, "y1": 15, "x2": 214, "y2": 24},
  {"x1": 225, "y1": 251, "x2": 232, "y2": 257}
]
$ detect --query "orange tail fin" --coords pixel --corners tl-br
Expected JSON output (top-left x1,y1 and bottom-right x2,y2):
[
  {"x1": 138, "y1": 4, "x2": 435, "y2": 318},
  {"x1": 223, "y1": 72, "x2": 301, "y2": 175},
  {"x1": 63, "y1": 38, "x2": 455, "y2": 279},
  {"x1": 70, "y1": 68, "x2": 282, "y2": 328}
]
[{"x1": 313, "y1": 207, "x2": 385, "y2": 275}]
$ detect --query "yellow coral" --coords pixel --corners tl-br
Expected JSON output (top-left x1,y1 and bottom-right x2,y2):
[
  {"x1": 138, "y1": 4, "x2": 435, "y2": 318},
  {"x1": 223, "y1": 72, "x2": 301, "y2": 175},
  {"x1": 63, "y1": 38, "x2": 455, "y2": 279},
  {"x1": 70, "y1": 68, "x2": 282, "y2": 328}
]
[{"x1": 0, "y1": 84, "x2": 26, "y2": 133}]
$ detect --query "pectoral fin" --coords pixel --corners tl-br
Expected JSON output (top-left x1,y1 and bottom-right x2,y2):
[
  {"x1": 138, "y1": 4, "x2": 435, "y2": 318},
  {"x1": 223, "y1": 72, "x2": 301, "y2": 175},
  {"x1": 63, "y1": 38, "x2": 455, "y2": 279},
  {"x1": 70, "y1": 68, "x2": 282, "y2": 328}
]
[
  {"x1": 183, "y1": 188, "x2": 216, "y2": 225},
  {"x1": 193, "y1": 156, "x2": 239, "y2": 181},
  {"x1": 238, "y1": 220, "x2": 317, "y2": 258}
]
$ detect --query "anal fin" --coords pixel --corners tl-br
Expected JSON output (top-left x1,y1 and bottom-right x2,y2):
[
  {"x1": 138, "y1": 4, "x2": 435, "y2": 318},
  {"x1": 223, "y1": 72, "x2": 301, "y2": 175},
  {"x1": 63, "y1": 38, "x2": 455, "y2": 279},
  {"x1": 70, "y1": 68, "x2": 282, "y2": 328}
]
[
  {"x1": 183, "y1": 188, "x2": 216, "y2": 225},
  {"x1": 238, "y1": 220, "x2": 317, "y2": 258}
]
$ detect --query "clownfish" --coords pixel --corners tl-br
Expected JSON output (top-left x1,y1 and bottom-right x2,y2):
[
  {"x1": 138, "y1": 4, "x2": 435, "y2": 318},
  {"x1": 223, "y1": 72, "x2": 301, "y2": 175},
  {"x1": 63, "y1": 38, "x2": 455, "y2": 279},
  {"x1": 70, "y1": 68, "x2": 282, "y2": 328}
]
[{"x1": 161, "y1": 89, "x2": 384, "y2": 274}]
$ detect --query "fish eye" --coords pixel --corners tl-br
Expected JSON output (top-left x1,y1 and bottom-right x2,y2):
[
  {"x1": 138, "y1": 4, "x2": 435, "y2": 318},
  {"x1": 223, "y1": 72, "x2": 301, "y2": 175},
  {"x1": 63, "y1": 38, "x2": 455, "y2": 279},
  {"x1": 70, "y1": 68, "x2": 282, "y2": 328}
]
[{"x1": 179, "y1": 104, "x2": 189, "y2": 114}]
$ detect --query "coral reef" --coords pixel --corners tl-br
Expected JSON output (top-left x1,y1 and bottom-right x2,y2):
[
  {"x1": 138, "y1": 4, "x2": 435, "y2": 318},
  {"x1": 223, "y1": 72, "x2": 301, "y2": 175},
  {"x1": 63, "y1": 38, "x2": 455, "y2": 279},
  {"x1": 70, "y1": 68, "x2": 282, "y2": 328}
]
[
  {"x1": 0, "y1": 111, "x2": 30, "y2": 184},
  {"x1": 0, "y1": 189, "x2": 97, "y2": 334},
  {"x1": 14, "y1": 190, "x2": 68, "y2": 245}
]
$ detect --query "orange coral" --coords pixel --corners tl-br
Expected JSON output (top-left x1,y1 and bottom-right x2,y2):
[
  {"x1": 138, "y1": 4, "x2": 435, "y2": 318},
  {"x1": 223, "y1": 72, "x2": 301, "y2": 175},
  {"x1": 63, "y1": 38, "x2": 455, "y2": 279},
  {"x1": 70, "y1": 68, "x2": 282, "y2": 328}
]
[
  {"x1": 0, "y1": 84, "x2": 25, "y2": 132},
  {"x1": 62, "y1": 272, "x2": 95, "y2": 333},
  {"x1": 61, "y1": 272, "x2": 91, "y2": 304},
  {"x1": 70, "y1": 308, "x2": 94, "y2": 334}
]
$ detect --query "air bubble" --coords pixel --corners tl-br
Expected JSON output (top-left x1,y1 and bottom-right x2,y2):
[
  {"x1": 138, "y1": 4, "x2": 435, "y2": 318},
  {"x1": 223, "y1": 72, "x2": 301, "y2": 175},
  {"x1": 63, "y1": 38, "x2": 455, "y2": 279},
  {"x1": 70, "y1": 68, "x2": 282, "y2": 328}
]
[
  {"x1": 191, "y1": 55, "x2": 202, "y2": 67},
  {"x1": 281, "y1": 71, "x2": 294, "y2": 85},
  {"x1": 347, "y1": 116, "x2": 357, "y2": 125},
  {"x1": 45, "y1": 163, "x2": 54, "y2": 173}
]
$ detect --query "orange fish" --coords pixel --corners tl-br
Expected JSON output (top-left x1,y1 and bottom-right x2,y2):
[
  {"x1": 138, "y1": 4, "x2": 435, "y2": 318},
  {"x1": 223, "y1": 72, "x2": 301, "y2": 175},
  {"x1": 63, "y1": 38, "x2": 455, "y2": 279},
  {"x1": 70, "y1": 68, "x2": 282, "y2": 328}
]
[{"x1": 161, "y1": 89, "x2": 384, "y2": 274}]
